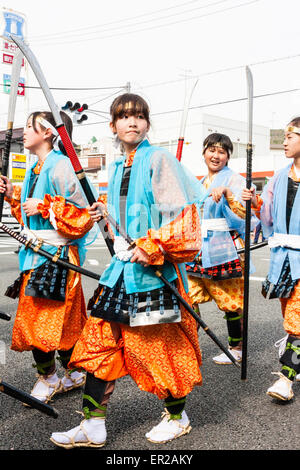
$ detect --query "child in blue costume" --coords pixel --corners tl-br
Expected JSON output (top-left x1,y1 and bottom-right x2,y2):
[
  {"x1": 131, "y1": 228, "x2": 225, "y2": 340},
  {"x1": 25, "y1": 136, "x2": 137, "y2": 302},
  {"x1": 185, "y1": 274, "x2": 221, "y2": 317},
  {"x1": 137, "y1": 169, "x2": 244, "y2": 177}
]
[
  {"x1": 0, "y1": 111, "x2": 96, "y2": 404},
  {"x1": 50, "y1": 93, "x2": 207, "y2": 449},
  {"x1": 187, "y1": 133, "x2": 256, "y2": 365},
  {"x1": 243, "y1": 117, "x2": 300, "y2": 401}
]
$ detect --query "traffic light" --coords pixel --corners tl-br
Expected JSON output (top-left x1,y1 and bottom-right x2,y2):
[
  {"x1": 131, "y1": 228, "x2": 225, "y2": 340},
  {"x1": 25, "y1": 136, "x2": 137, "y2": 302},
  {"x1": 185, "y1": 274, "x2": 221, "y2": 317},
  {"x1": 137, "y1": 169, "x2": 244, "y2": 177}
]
[
  {"x1": 70, "y1": 102, "x2": 80, "y2": 112},
  {"x1": 74, "y1": 104, "x2": 88, "y2": 124},
  {"x1": 61, "y1": 101, "x2": 73, "y2": 111}
]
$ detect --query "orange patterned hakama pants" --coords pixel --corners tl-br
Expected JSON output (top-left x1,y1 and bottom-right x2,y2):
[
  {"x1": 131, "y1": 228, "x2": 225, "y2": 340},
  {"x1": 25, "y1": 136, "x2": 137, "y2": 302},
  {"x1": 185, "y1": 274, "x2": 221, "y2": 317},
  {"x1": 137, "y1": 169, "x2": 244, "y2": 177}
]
[
  {"x1": 280, "y1": 279, "x2": 300, "y2": 336},
  {"x1": 69, "y1": 279, "x2": 202, "y2": 400},
  {"x1": 187, "y1": 274, "x2": 244, "y2": 312},
  {"x1": 11, "y1": 246, "x2": 88, "y2": 353}
]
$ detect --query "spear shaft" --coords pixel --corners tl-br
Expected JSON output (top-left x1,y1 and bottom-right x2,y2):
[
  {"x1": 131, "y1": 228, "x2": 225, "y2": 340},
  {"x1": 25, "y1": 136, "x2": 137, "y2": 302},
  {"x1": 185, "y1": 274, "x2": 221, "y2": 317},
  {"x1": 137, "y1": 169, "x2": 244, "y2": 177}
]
[
  {"x1": 241, "y1": 66, "x2": 254, "y2": 380},
  {"x1": 100, "y1": 209, "x2": 241, "y2": 368},
  {"x1": 0, "y1": 222, "x2": 100, "y2": 281},
  {"x1": 0, "y1": 378, "x2": 58, "y2": 418}
]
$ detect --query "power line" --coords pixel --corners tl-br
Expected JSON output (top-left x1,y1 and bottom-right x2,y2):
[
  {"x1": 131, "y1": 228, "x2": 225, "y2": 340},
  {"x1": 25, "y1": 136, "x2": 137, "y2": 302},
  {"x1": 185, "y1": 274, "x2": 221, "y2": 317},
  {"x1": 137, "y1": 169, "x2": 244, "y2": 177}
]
[
  {"x1": 0, "y1": 84, "x2": 126, "y2": 91},
  {"x1": 32, "y1": 0, "x2": 261, "y2": 46},
  {"x1": 29, "y1": 0, "x2": 206, "y2": 40},
  {"x1": 142, "y1": 53, "x2": 300, "y2": 90},
  {"x1": 88, "y1": 90, "x2": 125, "y2": 107},
  {"x1": 76, "y1": 86, "x2": 300, "y2": 127},
  {"x1": 154, "y1": 87, "x2": 300, "y2": 116},
  {"x1": 2, "y1": 51, "x2": 298, "y2": 95}
]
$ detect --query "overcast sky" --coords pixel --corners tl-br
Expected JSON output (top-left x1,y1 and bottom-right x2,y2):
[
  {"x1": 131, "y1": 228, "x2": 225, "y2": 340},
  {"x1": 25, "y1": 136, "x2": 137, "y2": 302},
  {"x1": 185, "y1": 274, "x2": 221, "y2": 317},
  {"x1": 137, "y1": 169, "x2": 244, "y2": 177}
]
[{"x1": 1, "y1": 0, "x2": 300, "y2": 145}]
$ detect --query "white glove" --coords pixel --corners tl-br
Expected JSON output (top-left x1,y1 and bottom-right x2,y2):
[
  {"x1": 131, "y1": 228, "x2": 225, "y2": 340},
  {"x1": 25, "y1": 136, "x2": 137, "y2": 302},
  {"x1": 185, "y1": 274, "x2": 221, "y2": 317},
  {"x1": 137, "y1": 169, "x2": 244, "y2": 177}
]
[{"x1": 113, "y1": 236, "x2": 133, "y2": 262}]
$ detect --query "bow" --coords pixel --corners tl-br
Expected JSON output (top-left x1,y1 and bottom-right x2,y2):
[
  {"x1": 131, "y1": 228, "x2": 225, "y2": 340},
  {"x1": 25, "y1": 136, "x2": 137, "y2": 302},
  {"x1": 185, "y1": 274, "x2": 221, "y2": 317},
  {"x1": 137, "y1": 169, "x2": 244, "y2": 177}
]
[{"x1": 10, "y1": 35, "x2": 115, "y2": 257}]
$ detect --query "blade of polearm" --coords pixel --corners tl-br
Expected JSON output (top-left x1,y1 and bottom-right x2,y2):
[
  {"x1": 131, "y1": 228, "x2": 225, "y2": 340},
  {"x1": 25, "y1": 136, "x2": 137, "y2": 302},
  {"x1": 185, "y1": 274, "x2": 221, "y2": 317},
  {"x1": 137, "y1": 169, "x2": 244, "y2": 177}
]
[
  {"x1": 176, "y1": 79, "x2": 198, "y2": 161},
  {"x1": 9, "y1": 35, "x2": 114, "y2": 256},
  {"x1": 241, "y1": 65, "x2": 254, "y2": 381}
]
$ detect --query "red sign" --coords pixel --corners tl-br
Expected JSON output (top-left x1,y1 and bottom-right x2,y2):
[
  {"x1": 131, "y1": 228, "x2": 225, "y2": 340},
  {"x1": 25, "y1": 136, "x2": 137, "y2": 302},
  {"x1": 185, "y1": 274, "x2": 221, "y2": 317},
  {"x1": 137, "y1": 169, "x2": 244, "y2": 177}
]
[
  {"x1": 3, "y1": 53, "x2": 13, "y2": 64},
  {"x1": 17, "y1": 82, "x2": 25, "y2": 96}
]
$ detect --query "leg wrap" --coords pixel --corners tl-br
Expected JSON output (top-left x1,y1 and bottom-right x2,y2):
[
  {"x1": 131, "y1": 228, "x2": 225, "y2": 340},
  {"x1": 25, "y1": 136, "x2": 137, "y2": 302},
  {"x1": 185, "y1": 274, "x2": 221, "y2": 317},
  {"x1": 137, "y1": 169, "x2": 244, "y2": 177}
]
[
  {"x1": 57, "y1": 348, "x2": 74, "y2": 369},
  {"x1": 224, "y1": 311, "x2": 243, "y2": 347},
  {"x1": 82, "y1": 372, "x2": 115, "y2": 419},
  {"x1": 280, "y1": 335, "x2": 300, "y2": 380},
  {"x1": 164, "y1": 395, "x2": 186, "y2": 419},
  {"x1": 32, "y1": 349, "x2": 56, "y2": 375}
]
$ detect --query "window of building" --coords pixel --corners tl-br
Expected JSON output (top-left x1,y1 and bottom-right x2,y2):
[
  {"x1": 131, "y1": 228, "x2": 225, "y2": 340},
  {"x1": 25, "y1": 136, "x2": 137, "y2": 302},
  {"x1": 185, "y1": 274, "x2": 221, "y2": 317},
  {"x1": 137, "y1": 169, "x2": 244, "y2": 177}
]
[{"x1": 153, "y1": 140, "x2": 179, "y2": 154}]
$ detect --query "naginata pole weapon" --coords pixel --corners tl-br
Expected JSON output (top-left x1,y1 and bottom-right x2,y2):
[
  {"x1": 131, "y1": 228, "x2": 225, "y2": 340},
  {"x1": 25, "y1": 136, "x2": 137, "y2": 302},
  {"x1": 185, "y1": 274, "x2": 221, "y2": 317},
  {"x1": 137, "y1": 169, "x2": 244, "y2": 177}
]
[
  {"x1": 10, "y1": 35, "x2": 115, "y2": 257},
  {"x1": 0, "y1": 222, "x2": 100, "y2": 281},
  {"x1": 176, "y1": 79, "x2": 198, "y2": 161},
  {"x1": 0, "y1": 50, "x2": 23, "y2": 221},
  {"x1": 241, "y1": 66, "x2": 254, "y2": 380},
  {"x1": 97, "y1": 208, "x2": 241, "y2": 368},
  {"x1": 0, "y1": 311, "x2": 11, "y2": 321}
]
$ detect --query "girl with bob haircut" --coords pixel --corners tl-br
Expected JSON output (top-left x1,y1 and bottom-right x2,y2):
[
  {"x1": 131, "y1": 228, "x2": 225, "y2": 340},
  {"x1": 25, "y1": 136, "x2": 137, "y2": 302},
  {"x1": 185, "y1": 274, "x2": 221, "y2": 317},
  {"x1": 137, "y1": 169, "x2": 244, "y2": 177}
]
[{"x1": 50, "y1": 93, "x2": 207, "y2": 449}]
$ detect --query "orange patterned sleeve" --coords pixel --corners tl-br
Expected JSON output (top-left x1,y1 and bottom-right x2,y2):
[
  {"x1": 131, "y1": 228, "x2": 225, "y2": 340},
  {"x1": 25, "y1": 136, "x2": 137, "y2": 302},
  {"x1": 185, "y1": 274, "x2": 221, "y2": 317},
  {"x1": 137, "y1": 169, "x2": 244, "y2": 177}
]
[
  {"x1": 225, "y1": 194, "x2": 246, "y2": 219},
  {"x1": 135, "y1": 204, "x2": 201, "y2": 265},
  {"x1": 37, "y1": 194, "x2": 94, "y2": 239},
  {"x1": 97, "y1": 193, "x2": 108, "y2": 205},
  {"x1": 252, "y1": 194, "x2": 263, "y2": 219},
  {"x1": 5, "y1": 185, "x2": 24, "y2": 225}
]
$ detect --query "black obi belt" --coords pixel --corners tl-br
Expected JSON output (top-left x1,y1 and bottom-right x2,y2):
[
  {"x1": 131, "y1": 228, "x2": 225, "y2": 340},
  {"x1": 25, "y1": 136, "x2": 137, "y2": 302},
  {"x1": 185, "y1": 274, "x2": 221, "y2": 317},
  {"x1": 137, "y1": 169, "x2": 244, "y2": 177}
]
[
  {"x1": 24, "y1": 246, "x2": 70, "y2": 302},
  {"x1": 186, "y1": 258, "x2": 242, "y2": 281},
  {"x1": 88, "y1": 277, "x2": 181, "y2": 327}
]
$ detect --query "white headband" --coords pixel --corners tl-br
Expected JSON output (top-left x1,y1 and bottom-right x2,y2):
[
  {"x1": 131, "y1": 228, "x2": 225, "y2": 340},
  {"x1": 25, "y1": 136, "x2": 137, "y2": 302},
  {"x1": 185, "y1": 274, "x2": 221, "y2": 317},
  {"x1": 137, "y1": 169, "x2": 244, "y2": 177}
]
[
  {"x1": 36, "y1": 116, "x2": 61, "y2": 151},
  {"x1": 203, "y1": 142, "x2": 232, "y2": 156},
  {"x1": 286, "y1": 125, "x2": 300, "y2": 135}
]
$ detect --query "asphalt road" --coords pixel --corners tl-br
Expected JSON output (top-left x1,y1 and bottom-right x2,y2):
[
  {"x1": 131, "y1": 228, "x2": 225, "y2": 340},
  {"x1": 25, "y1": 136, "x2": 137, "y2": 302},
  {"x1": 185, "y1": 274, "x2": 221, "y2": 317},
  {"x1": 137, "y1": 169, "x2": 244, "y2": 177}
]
[{"x1": 0, "y1": 235, "x2": 299, "y2": 456}]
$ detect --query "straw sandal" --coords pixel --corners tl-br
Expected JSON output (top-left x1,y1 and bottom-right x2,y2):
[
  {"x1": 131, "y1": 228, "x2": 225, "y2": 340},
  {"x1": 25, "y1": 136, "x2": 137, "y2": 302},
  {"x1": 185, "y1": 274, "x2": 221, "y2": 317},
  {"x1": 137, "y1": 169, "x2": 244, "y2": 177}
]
[
  {"x1": 267, "y1": 372, "x2": 294, "y2": 401},
  {"x1": 213, "y1": 348, "x2": 242, "y2": 365},
  {"x1": 50, "y1": 418, "x2": 106, "y2": 449},
  {"x1": 146, "y1": 410, "x2": 191, "y2": 444},
  {"x1": 25, "y1": 373, "x2": 61, "y2": 405}
]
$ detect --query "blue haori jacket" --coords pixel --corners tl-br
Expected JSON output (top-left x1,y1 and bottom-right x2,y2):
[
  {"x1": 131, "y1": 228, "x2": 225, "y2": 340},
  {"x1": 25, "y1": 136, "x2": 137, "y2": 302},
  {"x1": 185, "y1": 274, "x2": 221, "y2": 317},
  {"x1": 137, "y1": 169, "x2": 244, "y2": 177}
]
[
  {"x1": 99, "y1": 139, "x2": 206, "y2": 295},
  {"x1": 199, "y1": 166, "x2": 252, "y2": 268},
  {"x1": 18, "y1": 149, "x2": 96, "y2": 272},
  {"x1": 261, "y1": 163, "x2": 300, "y2": 283}
]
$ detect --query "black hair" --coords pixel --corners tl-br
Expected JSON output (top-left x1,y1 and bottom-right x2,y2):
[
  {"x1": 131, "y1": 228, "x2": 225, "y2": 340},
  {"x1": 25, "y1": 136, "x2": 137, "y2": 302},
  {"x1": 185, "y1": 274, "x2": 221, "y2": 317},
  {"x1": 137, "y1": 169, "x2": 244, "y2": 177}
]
[
  {"x1": 110, "y1": 93, "x2": 150, "y2": 126},
  {"x1": 202, "y1": 133, "x2": 233, "y2": 159},
  {"x1": 27, "y1": 110, "x2": 73, "y2": 155},
  {"x1": 288, "y1": 117, "x2": 300, "y2": 128}
]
